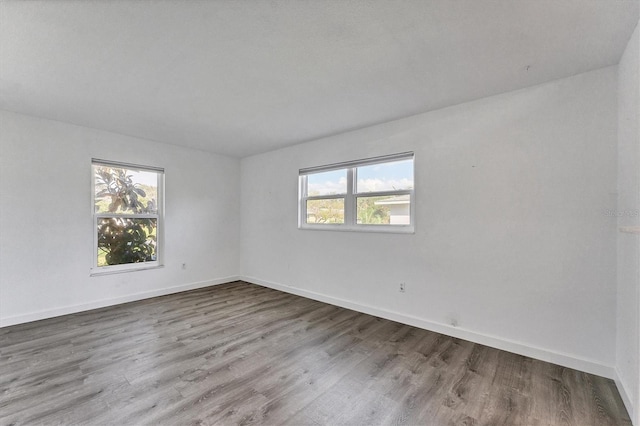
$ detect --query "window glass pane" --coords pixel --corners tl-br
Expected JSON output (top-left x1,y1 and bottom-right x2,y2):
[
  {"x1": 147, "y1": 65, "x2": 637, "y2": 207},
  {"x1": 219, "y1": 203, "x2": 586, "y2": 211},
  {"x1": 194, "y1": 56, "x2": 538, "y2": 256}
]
[
  {"x1": 306, "y1": 198, "x2": 344, "y2": 224},
  {"x1": 356, "y1": 159, "x2": 413, "y2": 193},
  {"x1": 97, "y1": 218, "x2": 157, "y2": 266},
  {"x1": 306, "y1": 169, "x2": 347, "y2": 196},
  {"x1": 94, "y1": 165, "x2": 159, "y2": 214},
  {"x1": 357, "y1": 195, "x2": 411, "y2": 225}
]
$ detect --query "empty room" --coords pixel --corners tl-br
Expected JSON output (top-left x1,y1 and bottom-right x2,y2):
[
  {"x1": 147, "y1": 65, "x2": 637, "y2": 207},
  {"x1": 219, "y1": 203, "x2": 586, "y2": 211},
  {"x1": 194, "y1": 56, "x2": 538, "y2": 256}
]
[{"x1": 1, "y1": 1, "x2": 639, "y2": 425}]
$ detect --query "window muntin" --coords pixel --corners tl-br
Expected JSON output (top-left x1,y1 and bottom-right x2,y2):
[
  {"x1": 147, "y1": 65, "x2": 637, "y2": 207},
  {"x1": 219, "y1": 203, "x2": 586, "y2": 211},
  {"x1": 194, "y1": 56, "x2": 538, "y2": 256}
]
[
  {"x1": 299, "y1": 153, "x2": 414, "y2": 232},
  {"x1": 92, "y1": 160, "x2": 163, "y2": 273}
]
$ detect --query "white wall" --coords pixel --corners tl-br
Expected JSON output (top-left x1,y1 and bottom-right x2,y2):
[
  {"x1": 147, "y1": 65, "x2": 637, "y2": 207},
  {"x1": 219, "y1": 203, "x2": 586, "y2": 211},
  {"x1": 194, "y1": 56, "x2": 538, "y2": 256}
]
[
  {"x1": 616, "y1": 19, "x2": 640, "y2": 425},
  {"x1": 240, "y1": 67, "x2": 619, "y2": 377},
  {"x1": 0, "y1": 59, "x2": 631, "y2": 417},
  {"x1": 0, "y1": 110, "x2": 240, "y2": 326}
]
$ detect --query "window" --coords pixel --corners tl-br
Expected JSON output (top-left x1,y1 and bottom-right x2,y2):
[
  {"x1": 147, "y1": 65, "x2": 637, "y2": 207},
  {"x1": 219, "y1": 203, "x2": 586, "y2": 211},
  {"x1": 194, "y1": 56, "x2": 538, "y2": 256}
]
[
  {"x1": 92, "y1": 160, "x2": 164, "y2": 274},
  {"x1": 299, "y1": 152, "x2": 414, "y2": 232}
]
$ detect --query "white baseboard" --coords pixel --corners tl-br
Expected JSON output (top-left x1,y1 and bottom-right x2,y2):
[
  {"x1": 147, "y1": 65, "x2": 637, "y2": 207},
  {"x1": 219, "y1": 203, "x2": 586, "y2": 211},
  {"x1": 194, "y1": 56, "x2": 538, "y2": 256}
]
[
  {"x1": 242, "y1": 276, "x2": 615, "y2": 380},
  {"x1": 0, "y1": 276, "x2": 240, "y2": 328},
  {"x1": 1, "y1": 275, "x2": 617, "y2": 382},
  {"x1": 614, "y1": 368, "x2": 637, "y2": 425}
]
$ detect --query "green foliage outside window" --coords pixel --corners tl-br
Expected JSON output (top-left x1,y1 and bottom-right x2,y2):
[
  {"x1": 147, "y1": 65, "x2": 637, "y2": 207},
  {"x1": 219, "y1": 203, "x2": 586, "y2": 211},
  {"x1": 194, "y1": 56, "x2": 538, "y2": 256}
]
[
  {"x1": 306, "y1": 198, "x2": 345, "y2": 224},
  {"x1": 356, "y1": 197, "x2": 391, "y2": 224},
  {"x1": 305, "y1": 196, "x2": 392, "y2": 224},
  {"x1": 95, "y1": 166, "x2": 158, "y2": 267}
]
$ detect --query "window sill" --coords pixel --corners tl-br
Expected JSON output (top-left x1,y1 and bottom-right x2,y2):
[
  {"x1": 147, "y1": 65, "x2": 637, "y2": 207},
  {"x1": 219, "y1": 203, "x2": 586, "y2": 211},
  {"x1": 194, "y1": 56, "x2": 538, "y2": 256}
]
[
  {"x1": 299, "y1": 224, "x2": 415, "y2": 234},
  {"x1": 90, "y1": 264, "x2": 164, "y2": 277}
]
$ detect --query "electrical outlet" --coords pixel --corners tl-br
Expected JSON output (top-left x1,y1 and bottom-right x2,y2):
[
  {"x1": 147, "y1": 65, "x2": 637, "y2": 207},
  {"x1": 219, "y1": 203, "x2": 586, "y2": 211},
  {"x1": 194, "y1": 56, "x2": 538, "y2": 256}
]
[{"x1": 399, "y1": 282, "x2": 406, "y2": 292}]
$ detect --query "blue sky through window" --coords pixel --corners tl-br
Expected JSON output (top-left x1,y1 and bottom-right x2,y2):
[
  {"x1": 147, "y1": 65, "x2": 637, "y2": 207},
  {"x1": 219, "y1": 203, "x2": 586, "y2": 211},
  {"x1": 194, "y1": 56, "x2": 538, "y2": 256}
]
[
  {"x1": 357, "y1": 159, "x2": 413, "y2": 193},
  {"x1": 307, "y1": 169, "x2": 347, "y2": 196},
  {"x1": 306, "y1": 158, "x2": 413, "y2": 196}
]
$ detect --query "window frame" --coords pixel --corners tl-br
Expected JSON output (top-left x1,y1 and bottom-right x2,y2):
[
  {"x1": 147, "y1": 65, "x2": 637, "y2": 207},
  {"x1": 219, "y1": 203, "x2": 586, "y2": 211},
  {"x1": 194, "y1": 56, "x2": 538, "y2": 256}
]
[
  {"x1": 90, "y1": 159, "x2": 165, "y2": 275},
  {"x1": 299, "y1": 152, "x2": 415, "y2": 233}
]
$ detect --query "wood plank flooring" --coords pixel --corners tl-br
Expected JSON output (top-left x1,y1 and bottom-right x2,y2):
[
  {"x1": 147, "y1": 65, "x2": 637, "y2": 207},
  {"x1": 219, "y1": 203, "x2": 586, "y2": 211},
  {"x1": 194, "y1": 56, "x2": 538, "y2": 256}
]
[{"x1": 0, "y1": 281, "x2": 631, "y2": 425}]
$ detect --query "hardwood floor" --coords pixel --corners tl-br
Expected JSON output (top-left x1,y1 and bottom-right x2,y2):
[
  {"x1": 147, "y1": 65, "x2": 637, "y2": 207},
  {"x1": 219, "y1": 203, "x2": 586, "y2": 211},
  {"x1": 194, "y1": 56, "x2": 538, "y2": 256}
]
[{"x1": 0, "y1": 281, "x2": 631, "y2": 425}]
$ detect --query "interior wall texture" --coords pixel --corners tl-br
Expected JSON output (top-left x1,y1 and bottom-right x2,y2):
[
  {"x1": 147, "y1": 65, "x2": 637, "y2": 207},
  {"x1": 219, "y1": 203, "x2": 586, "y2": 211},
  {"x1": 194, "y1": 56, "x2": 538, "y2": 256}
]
[
  {"x1": 240, "y1": 67, "x2": 619, "y2": 377},
  {"x1": 0, "y1": 110, "x2": 241, "y2": 326},
  {"x1": 617, "y1": 18, "x2": 640, "y2": 425}
]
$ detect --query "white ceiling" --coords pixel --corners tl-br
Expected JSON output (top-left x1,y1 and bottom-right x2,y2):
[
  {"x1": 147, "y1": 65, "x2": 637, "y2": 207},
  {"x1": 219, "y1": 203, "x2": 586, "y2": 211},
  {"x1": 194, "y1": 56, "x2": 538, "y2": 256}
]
[{"x1": 1, "y1": 1, "x2": 638, "y2": 158}]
